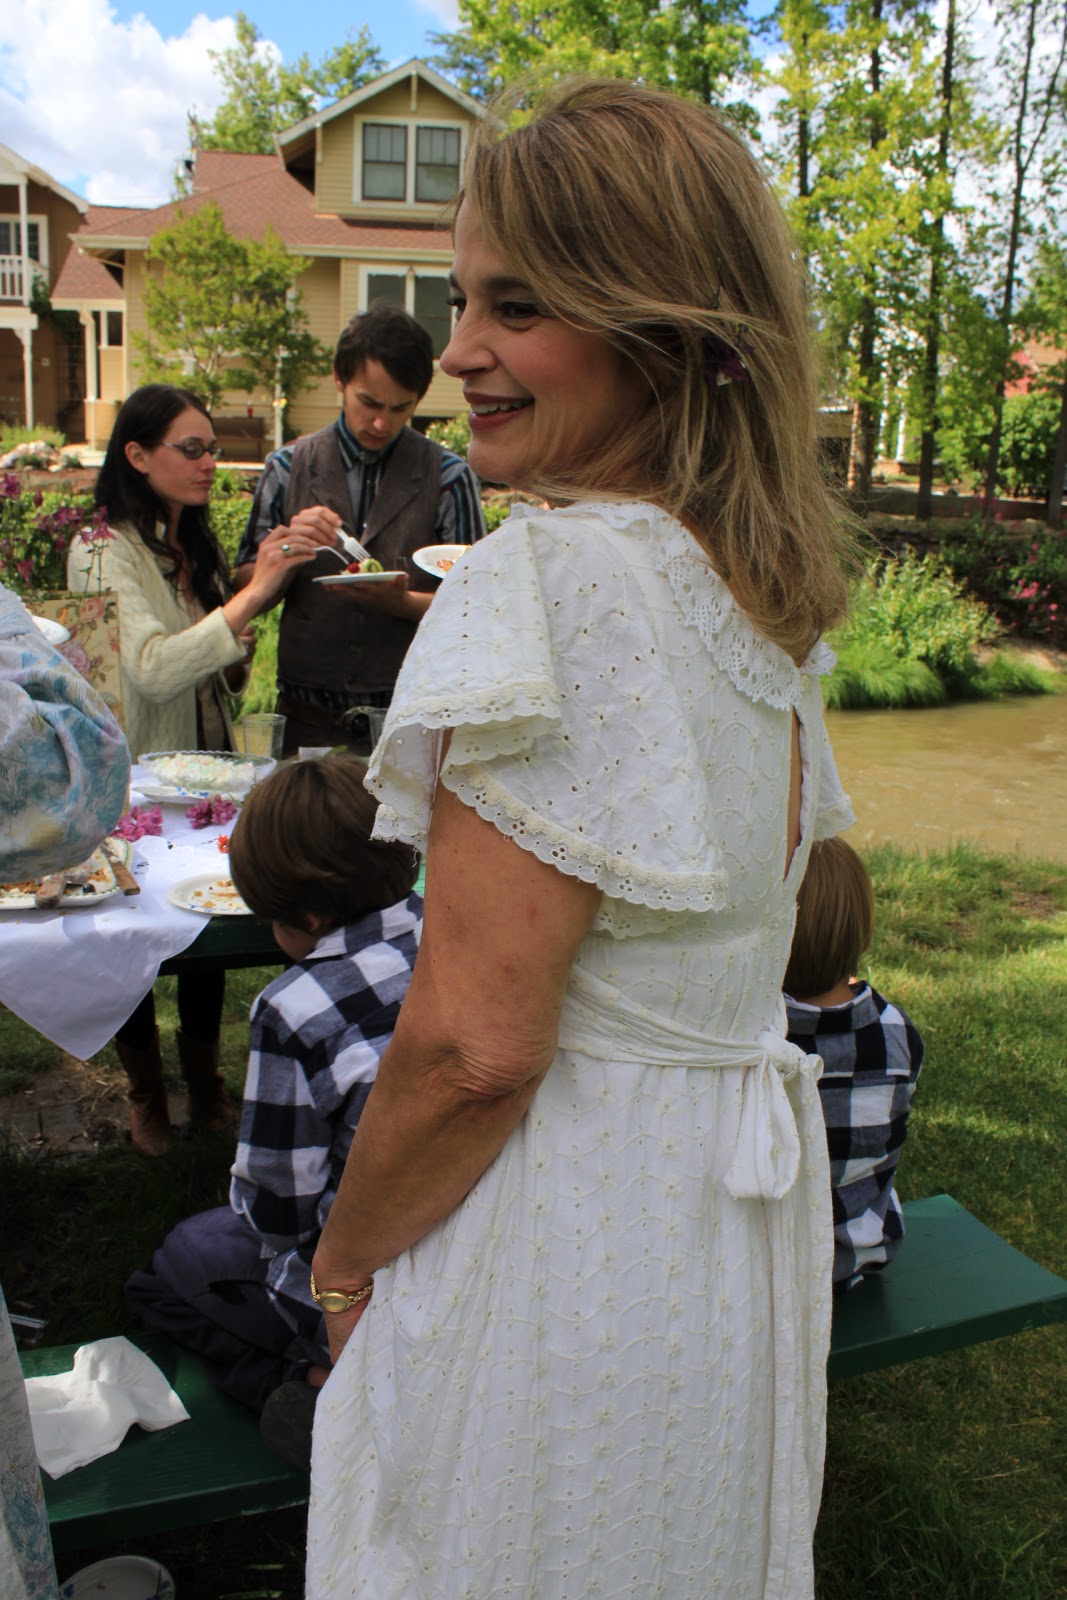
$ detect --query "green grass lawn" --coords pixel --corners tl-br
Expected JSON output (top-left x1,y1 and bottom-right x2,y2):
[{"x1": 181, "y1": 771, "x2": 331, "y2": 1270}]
[{"x1": 1, "y1": 843, "x2": 1065, "y2": 1598}]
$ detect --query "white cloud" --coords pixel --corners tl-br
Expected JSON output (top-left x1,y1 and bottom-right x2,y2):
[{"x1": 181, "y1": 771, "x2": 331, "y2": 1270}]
[
  {"x1": 411, "y1": 0, "x2": 459, "y2": 33},
  {"x1": 0, "y1": 0, "x2": 237, "y2": 205}
]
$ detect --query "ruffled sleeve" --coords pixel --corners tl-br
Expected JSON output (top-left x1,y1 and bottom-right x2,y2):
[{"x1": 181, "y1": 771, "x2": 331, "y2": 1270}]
[{"x1": 366, "y1": 503, "x2": 849, "y2": 912}]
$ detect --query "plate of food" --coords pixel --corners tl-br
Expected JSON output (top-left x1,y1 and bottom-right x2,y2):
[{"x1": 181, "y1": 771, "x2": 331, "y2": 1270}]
[
  {"x1": 0, "y1": 839, "x2": 132, "y2": 912},
  {"x1": 412, "y1": 545, "x2": 470, "y2": 578},
  {"x1": 138, "y1": 750, "x2": 274, "y2": 801},
  {"x1": 167, "y1": 873, "x2": 251, "y2": 916},
  {"x1": 313, "y1": 568, "x2": 406, "y2": 585}
]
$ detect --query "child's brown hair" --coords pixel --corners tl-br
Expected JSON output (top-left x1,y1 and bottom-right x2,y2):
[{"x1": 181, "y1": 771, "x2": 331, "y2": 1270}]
[
  {"x1": 229, "y1": 754, "x2": 417, "y2": 931},
  {"x1": 783, "y1": 837, "x2": 874, "y2": 1000}
]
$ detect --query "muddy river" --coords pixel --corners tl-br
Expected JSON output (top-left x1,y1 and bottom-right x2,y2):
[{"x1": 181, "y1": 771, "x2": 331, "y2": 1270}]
[{"x1": 825, "y1": 692, "x2": 1067, "y2": 862}]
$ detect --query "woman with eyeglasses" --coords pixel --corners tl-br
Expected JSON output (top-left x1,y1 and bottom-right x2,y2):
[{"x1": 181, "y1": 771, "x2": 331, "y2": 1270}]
[{"x1": 68, "y1": 383, "x2": 321, "y2": 1154}]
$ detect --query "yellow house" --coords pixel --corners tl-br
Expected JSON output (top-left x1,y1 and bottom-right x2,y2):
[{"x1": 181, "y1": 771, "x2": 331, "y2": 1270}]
[
  {"x1": 54, "y1": 59, "x2": 483, "y2": 453},
  {"x1": 0, "y1": 144, "x2": 88, "y2": 434}
]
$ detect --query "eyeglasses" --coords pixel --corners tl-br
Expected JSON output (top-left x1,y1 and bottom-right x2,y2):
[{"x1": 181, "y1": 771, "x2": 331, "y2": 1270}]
[{"x1": 163, "y1": 439, "x2": 222, "y2": 461}]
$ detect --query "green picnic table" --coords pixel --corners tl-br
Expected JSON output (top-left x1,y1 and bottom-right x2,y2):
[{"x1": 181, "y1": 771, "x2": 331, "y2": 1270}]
[{"x1": 22, "y1": 1194, "x2": 1067, "y2": 1552}]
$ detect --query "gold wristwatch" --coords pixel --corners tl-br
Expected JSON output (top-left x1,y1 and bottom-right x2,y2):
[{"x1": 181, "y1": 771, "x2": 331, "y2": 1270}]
[{"x1": 310, "y1": 1270, "x2": 373, "y2": 1314}]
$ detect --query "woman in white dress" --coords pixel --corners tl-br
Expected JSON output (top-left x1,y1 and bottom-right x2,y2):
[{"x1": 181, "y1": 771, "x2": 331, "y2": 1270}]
[{"x1": 307, "y1": 79, "x2": 857, "y2": 1599}]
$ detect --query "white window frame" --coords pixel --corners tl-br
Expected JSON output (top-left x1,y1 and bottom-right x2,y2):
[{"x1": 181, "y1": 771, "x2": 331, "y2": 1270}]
[
  {"x1": 353, "y1": 117, "x2": 467, "y2": 206},
  {"x1": 358, "y1": 264, "x2": 454, "y2": 357},
  {"x1": 0, "y1": 215, "x2": 48, "y2": 271}
]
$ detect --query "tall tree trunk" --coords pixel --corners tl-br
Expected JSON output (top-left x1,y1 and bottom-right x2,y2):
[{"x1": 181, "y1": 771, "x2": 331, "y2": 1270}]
[
  {"x1": 1047, "y1": 372, "x2": 1067, "y2": 529},
  {"x1": 983, "y1": 0, "x2": 1066, "y2": 506},
  {"x1": 849, "y1": 0, "x2": 884, "y2": 503},
  {"x1": 916, "y1": 0, "x2": 956, "y2": 521}
]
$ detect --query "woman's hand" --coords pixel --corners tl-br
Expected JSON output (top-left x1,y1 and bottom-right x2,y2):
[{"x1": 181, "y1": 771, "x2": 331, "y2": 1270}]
[{"x1": 321, "y1": 1293, "x2": 372, "y2": 1365}]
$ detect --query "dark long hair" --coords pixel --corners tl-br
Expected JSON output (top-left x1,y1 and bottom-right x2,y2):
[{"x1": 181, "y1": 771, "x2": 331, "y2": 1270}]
[{"x1": 94, "y1": 384, "x2": 230, "y2": 611}]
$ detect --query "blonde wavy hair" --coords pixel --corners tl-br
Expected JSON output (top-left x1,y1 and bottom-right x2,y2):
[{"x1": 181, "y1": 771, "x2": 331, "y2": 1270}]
[{"x1": 459, "y1": 78, "x2": 857, "y2": 661}]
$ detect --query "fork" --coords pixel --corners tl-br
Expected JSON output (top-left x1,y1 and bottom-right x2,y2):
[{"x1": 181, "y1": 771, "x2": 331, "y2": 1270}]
[{"x1": 335, "y1": 523, "x2": 374, "y2": 564}]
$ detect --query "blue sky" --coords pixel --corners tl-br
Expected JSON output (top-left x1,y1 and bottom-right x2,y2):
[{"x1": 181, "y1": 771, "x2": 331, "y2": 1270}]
[{"x1": 1, "y1": 0, "x2": 456, "y2": 208}]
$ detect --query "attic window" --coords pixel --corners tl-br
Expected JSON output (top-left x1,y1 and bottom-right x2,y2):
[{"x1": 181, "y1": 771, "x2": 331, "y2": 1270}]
[
  {"x1": 363, "y1": 124, "x2": 407, "y2": 201},
  {"x1": 415, "y1": 127, "x2": 460, "y2": 203},
  {"x1": 357, "y1": 120, "x2": 464, "y2": 205}
]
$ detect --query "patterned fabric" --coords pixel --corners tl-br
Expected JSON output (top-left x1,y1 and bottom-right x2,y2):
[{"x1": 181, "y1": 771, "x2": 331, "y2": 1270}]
[
  {"x1": 0, "y1": 584, "x2": 129, "y2": 879},
  {"x1": 0, "y1": 1288, "x2": 59, "y2": 1600},
  {"x1": 307, "y1": 502, "x2": 853, "y2": 1600},
  {"x1": 230, "y1": 897, "x2": 421, "y2": 1346},
  {"x1": 785, "y1": 983, "x2": 925, "y2": 1291}
]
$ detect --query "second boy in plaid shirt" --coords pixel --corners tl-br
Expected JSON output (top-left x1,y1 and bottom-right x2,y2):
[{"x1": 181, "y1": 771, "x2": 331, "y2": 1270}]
[
  {"x1": 126, "y1": 757, "x2": 419, "y2": 1409},
  {"x1": 784, "y1": 836, "x2": 925, "y2": 1293}
]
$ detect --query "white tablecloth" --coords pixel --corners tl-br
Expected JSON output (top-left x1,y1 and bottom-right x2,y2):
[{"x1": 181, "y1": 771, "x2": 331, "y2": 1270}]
[{"x1": 0, "y1": 768, "x2": 237, "y2": 1060}]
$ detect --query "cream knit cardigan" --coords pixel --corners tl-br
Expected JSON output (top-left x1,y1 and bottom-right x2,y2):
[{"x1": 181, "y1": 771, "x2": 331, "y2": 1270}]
[{"x1": 67, "y1": 520, "x2": 245, "y2": 762}]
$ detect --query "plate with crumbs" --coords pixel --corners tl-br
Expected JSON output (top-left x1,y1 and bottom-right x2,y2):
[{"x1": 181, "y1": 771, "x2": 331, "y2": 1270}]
[{"x1": 167, "y1": 874, "x2": 251, "y2": 916}]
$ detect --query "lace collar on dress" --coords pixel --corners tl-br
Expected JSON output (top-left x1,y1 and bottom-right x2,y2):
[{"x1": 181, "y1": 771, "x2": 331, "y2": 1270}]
[{"x1": 507, "y1": 500, "x2": 836, "y2": 712}]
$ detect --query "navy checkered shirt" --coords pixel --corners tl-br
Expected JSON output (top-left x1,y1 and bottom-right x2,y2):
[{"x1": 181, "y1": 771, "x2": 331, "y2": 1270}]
[
  {"x1": 229, "y1": 894, "x2": 421, "y2": 1348},
  {"x1": 785, "y1": 983, "x2": 924, "y2": 1292}
]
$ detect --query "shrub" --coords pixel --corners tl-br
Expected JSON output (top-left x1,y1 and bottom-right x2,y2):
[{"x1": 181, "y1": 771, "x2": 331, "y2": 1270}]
[
  {"x1": 209, "y1": 470, "x2": 254, "y2": 569},
  {"x1": 999, "y1": 390, "x2": 1061, "y2": 496},
  {"x1": 836, "y1": 550, "x2": 998, "y2": 680},
  {"x1": 0, "y1": 424, "x2": 67, "y2": 453},
  {"x1": 483, "y1": 501, "x2": 510, "y2": 532},
  {"x1": 0, "y1": 478, "x2": 102, "y2": 595},
  {"x1": 426, "y1": 415, "x2": 471, "y2": 458},
  {"x1": 941, "y1": 515, "x2": 1066, "y2": 646}
]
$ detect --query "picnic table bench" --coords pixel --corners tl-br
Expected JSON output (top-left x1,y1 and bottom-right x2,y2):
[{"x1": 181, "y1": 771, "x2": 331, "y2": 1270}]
[{"x1": 22, "y1": 1193, "x2": 1067, "y2": 1553}]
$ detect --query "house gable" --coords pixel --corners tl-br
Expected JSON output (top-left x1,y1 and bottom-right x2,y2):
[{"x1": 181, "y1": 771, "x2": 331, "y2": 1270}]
[{"x1": 279, "y1": 59, "x2": 483, "y2": 223}]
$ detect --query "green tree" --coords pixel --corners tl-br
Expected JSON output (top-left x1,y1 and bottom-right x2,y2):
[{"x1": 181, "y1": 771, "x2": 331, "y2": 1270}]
[
  {"x1": 134, "y1": 201, "x2": 332, "y2": 410},
  {"x1": 194, "y1": 12, "x2": 385, "y2": 153},
  {"x1": 431, "y1": 0, "x2": 760, "y2": 132},
  {"x1": 980, "y1": 0, "x2": 1067, "y2": 504},
  {"x1": 1016, "y1": 232, "x2": 1067, "y2": 524}
]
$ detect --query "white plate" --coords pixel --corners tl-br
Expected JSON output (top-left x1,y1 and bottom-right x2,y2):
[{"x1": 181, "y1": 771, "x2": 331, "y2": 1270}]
[
  {"x1": 412, "y1": 544, "x2": 470, "y2": 577},
  {"x1": 168, "y1": 873, "x2": 251, "y2": 916},
  {"x1": 28, "y1": 613, "x2": 71, "y2": 646},
  {"x1": 312, "y1": 570, "x2": 406, "y2": 585},
  {"x1": 138, "y1": 750, "x2": 273, "y2": 800},
  {"x1": 0, "y1": 840, "x2": 130, "y2": 912},
  {"x1": 60, "y1": 1554, "x2": 174, "y2": 1599}
]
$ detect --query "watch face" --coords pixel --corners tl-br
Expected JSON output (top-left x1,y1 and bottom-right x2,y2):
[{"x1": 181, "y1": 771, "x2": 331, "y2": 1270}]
[{"x1": 319, "y1": 1290, "x2": 354, "y2": 1314}]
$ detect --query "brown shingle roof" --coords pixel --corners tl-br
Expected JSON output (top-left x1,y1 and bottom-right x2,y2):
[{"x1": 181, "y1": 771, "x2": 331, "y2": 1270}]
[
  {"x1": 75, "y1": 152, "x2": 450, "y2": 255},
  {"x1": 53, "y1": 206, "x2": 146, "y2": 301}
]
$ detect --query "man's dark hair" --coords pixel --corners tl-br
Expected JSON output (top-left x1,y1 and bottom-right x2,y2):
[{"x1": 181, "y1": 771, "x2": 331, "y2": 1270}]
[{"x1": 333, "y1": 305, "x2": 434, "y2": 397}]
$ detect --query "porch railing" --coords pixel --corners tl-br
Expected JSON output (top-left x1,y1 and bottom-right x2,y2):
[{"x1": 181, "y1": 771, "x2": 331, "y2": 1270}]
[{"x1": 0, "y1": 257, "x2": 31, "y2": 303}]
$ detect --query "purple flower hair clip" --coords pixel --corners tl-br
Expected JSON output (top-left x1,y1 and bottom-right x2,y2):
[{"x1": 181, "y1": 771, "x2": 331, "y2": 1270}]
[{"x1": 703, "y1": 331, "x2": 749, "y2": 390}]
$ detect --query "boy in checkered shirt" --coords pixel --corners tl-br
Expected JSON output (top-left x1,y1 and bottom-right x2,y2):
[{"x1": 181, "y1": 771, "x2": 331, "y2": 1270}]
[
  {"x1": 126, "y1": 755, "x2": 420, "y2": 1409},
  {"x1": 784, "y1": 837, "x2": 924, "y2": 1293}
]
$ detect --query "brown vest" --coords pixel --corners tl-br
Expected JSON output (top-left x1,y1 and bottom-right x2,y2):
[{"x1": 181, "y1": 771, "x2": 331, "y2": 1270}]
[{"x1": 277, "y1": 424, "x2": 445, "y2": 698}]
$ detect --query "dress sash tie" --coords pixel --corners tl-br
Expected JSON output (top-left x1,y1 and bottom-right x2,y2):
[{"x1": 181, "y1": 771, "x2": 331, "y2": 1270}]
[{"x1": 557, "y1": 966, "x2": 823, "y2": 1202}]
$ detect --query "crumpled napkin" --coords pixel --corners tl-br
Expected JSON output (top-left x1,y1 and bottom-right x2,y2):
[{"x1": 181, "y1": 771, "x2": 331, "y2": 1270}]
[{"x1": 23, "y1": 1336, "x2": 190, "y2": 1478}]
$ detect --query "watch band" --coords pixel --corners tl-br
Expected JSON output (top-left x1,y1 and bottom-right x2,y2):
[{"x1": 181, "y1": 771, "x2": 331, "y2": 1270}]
[{"x1": 310, "y1": 1270, "x2": 373, "y2": 1315}]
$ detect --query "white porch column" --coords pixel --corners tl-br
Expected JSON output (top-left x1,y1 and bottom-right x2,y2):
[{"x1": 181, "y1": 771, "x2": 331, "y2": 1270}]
[
  {"x1": 80, "y1": 309, "x2": 99, "y2": 447},
  {"x1": 17, "y1": 324, "x2": 35, "y2": 430},
  {"x1": 18, "y1": 177, "x2": 34, "y2": 428},
  {"x1": 18, "y1": 177, "x2": 30, "y2": 307}
]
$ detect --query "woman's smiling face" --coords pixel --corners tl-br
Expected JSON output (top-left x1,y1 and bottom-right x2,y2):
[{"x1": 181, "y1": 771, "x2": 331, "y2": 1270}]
[{"x1": 440, "y1": 203, "x2": 649, "y2": 492}]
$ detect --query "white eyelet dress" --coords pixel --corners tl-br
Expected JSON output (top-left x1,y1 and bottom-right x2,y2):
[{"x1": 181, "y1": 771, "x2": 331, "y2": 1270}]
[{"x1": 306, "y1": 503, "x2": 855, "y2": 1600}]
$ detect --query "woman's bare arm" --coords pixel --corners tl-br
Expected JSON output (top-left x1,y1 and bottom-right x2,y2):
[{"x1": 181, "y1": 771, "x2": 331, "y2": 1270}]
[{"x1": 311, "y1": 779, "x2": 601, "y2": 1357}]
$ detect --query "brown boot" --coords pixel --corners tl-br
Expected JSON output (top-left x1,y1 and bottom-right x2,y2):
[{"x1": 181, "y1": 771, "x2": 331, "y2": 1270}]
[
  {"x1": 116, "y1": 1030, "x2": 172, "y2": 1156},
  {"x1": 176, "y1": 1029, "x2": 234, "y2": 1132}
]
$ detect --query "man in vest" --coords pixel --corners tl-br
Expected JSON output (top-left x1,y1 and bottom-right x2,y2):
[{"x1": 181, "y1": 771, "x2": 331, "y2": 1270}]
[{"x1": 234, "y1": 306, "x2": 485, "y2": 755}]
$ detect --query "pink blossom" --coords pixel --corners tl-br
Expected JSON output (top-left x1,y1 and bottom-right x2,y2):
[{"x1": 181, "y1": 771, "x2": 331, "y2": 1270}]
[
  {"x1": 0, "y1": 473, "x2": 20, "y2": 499},
  {"x1": 15, "y1": 558, "x2": 33, "y2": 583},
  {"x1": 185, "y1": 794, "x2": 238, "y2": 829},
  {"x1": 78, "y1": 595, "x2": 106, "y2": 622},
  {"x1": 113, "y1": 805, "x2": 163, "y2": 840}
]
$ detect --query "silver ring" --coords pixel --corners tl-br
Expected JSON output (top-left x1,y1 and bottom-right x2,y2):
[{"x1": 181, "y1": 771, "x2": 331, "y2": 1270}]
[{"x1": 281, "y1": 543, "x2": 290, "y2": 555}]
